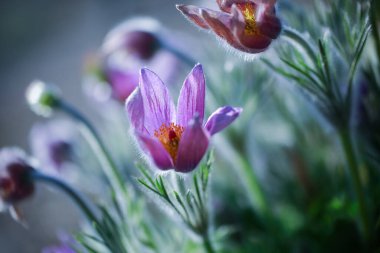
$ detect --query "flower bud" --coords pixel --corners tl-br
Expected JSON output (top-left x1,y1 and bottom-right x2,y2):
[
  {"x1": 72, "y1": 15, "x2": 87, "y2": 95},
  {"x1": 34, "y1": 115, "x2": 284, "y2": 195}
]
[
  {"x1": 0, "y1": 148, "x2": 35, "y2": 205},
  {"x1": 26, "y1": 80, "x2": 61, "y2": 117},
  {"x1": 102, "y1": 17, "x2": 161, "y2": 60},
  {"x1": 123, "y1": 30, "x2": 160, "y2": 60},
  {"x1": 30, "y1": 120, "x2": 76, "y2": 172},
  {"x1": 86, "y1": 18, "x2": 179, "y2": 103}
]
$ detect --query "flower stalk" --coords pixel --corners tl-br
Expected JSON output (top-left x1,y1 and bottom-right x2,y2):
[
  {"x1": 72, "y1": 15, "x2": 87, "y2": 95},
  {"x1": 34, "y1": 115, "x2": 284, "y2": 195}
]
[
  {"x1": 202, "y1": 233, "x2": 216, "y2": 253},
  {"x1": 30, "y1": 170, "x2": 99, "y2": 225},
  {"x1": 56, "y1": 100, "x2": 126, "y2": 194},
  {"x1": 159, "y1": 40, "x2": 197, "y2": 67},
  {"x1": 338, "y1": 129, "x2": 370, "y2": 239}
]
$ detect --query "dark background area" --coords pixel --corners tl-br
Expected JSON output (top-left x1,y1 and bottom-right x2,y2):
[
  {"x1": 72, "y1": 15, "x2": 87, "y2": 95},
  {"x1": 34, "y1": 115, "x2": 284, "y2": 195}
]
[{"x1": 0, "y1": 1, "x2": 192, "y2": 252}]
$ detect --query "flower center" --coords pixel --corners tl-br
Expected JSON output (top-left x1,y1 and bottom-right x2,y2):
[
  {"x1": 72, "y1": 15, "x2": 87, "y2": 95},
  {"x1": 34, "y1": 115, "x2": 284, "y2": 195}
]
[
  {"x1": 237, "y1": 3, "x2": 259, "y2": 35},
  {"x1": 154, "y1": 123, "x2": 185, "y2": 163}
]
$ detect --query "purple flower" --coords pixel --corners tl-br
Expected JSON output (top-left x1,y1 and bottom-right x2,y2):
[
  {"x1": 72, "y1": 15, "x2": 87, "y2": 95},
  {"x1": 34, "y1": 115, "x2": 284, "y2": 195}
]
[
  {"x1": 88, "y1": 17, "x2": 180, "y2": 103},
  {"x1": 177, "y1": 0, "x2": 281, "y2": 54},
  {"x1": 42, "y1": 244, "x2": 76, "y2": 253},
  {"x1": 29, "y1": 120, "x2": 77, "y2": 172},
  {"x1": 0, "y1": 148, "x2": 34, "y2": 205},
  {"x1": 126, "y1": 64, "x2": 242, "y2": 172}
]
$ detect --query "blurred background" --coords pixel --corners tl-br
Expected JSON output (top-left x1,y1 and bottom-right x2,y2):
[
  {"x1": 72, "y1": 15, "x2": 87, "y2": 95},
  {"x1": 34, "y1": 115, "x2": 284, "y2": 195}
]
[{"x1": 0, "y1": 0, "x2": 194, "y2": 252}]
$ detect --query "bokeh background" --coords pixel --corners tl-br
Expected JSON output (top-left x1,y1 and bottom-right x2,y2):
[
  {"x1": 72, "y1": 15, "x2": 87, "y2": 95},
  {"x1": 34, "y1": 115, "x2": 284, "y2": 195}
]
[{"x1": 0, "y1": 1, "x2": 195, "y2": 252}]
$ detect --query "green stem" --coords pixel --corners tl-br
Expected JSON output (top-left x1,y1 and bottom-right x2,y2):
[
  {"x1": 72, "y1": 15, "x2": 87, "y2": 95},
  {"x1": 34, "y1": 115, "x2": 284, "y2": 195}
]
[
  {"x1": 239, "y1": 156, "x2": 270, "y2": 216},
  {"x1": 202, "y1": 233, "x2": 216, "y2": 253},
  {"x1": 30, "y1": 171, "x2": 99, "y2": 225},
  {"x1": 159, "y1": 40, "x2": 198, "y2": 67},
  {"x1": 57, "y1": 100, "x2": 126, "y2": 193},
  {"x1": 282, "y1": 26, "x2": 318, "y2": 66},
  {"x1": 338, "y1": 129, "x2": 370, "y2": 239},
  {"x1": 216, "y1": 136, "x2": 270, "y2": 217},
  {"x1": 370, "y1": 1, "x2": 380, "y2": 64}
]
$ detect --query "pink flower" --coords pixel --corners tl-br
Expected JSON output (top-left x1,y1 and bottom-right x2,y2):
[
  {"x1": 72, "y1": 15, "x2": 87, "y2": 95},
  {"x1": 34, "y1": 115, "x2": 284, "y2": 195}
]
[
  {"x1": 126, "y1": 64, "x2": 242, "y2": 172},
  {"x1": 177, "y1": 0, "x2": 281, "y2": 54}
]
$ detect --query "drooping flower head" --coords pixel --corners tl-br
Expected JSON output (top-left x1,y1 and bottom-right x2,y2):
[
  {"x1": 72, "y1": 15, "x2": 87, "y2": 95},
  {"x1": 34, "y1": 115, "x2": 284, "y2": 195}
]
[
  {"x1": 177, "y1": 0, "x2": 281, "y2": 54},
  {"x1": 30, "y1": 120, "x2": 77, "y2": 172},
  {"x1": 126, "y1": 64, "x2": 242, "y2": 172},
  {"x1": 0, "y1": 148, "x2": 35, "y2": 205},
  {"x1": 85, "y1": 17, "x2": 180, "y2": 103}
]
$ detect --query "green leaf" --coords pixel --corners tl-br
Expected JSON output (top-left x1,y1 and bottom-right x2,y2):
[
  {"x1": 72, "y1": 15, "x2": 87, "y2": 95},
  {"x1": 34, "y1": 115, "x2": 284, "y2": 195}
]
[
  {"x1": 136, "y1": 162, "x2": 155, "y2": 186},
  {"x1": 137, "y1": 178, "x2": 161, "y2": 196}
]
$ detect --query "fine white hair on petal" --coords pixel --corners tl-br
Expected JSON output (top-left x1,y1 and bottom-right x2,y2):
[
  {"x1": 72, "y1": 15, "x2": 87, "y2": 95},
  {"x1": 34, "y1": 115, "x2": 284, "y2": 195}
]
[{"x1": 214, "y1": 35, "x2": 262, "y2": 62}]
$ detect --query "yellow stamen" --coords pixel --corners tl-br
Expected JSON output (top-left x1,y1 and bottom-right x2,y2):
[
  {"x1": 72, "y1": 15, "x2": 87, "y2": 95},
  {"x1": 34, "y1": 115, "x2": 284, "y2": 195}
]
[
  {"x1": 237, "y1": 3, "x2": 259, "y2": 35},
  {"x1": 154, "y1": 123, "x2": 185, "y2": 163}
]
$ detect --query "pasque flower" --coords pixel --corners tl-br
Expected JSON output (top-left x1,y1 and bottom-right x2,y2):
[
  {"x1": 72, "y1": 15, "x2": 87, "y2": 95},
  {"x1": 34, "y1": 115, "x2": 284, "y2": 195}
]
[
  {"x1": 126, "y1": 64, "x2": 242, "y2": 172},
  {"x1": 87, "y1": 17, "x2": 180, "y2": 103},
  {"x1": 0, "y1": 148, "x2": 35, "y2": 205},
  {"x1": 30, "y1": 120, "x2": 77, "y2": 172},
  {"x1": 177, "y1": 0, "x2": 281, "y2": 54}
]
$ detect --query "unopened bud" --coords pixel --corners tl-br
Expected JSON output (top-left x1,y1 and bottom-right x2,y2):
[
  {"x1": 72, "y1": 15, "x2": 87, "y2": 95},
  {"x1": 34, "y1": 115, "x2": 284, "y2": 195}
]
[{"x1": 26, "y1": 80, "x2": 61, "y2": 117}]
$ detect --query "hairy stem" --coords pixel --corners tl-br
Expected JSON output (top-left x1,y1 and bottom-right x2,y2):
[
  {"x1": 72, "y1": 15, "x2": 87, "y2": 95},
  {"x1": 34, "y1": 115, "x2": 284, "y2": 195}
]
[
  {"x1": 202, "y1": 233, "x2": 216, "y2": 253},
  {"x1": 159, "y1": 40, "x2": 198, "y2": 67},
  {"x1": 57, "y1": 100, "x2": 126, "y2": 193},
  {"x1": 30, "y1": 171, "x2": 99, "y2": 225},
  {"x1": 338, "y1": 129, "x2": 370, "y2": 239}
]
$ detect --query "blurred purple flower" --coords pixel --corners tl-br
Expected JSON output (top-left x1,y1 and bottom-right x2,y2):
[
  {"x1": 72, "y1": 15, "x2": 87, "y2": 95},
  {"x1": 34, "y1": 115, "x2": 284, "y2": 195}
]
[
  {"x1": 42, "y1": 244, "x2": 76, "y2": 253},
  {"x1": 0, "y1": 148, "x2": 34, "y2": 205},
  {"x1": 177, "y1": 0, "x2": 281, "y2": 54},
  {"x1": 126, "y1": 64, "x2": 242, "y2": 173},
  {"x1": 30, "y1": 120, "x2": 77, "y2": 172},
  {"x1": 87, "y1": 17, "x2": 180, "y2": 103}
]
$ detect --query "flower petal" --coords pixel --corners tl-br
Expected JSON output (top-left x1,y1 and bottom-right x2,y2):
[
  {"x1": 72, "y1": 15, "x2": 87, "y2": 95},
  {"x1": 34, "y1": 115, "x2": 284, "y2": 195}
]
[
  {"x1": 176, "y1": 116, "x2": 209, "y2": 173},
  {"x1": 137, "y1": 133, "x2": 174, "y2": 170},
  {"x1": 176, "y1": 5, "x2": 210, "y2": 29},
  {"x1": 257, "y1": 12, "x2": 282, "y2": 39},
  {"x1": 106, "y1": 68, "x2": 138, "y2": 102},
  {"x1": 125, "y1": 88, "x2": 147, "y2": 134},
  {"x1": 230, "y1": 4, "x2": 272, "y2": 53},
  {"x1": 200, "y1": 8, "x2": 243, "y2": 50},
  {"x1": 139, "y1": 68, "x2": 175, "y2": 134},
  {"x1": 217, "y1": 0, "x2": 252, "y2": 12},
  {"x1": 205, "y1": 106, "x2": 242, "y2": 135},
  {"x1": 177, "y1": 64, "x2": 206, "y2": 126}
]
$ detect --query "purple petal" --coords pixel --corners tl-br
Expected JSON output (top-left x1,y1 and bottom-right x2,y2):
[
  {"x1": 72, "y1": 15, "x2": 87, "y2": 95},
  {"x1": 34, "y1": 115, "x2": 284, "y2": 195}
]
[
  {"x1": 137, "y1": 133, "x2": 174, "y2": 170},
  {"x1": 125, "y1": 88, "x2": 146, "y2": 134},
  {"x1": 257, "y1": 12, "x2": 282, "y2": 39},
  {"x1": 177, "y1": 64, "x2": 206, "y2": 127},
  {"x1": 176, "y1": 116, "x2": 209, "y2": 173},
  {"x1": 230, "y1": 4, "x2": 272, "y2": 53},
  {"x1": 200, "y1": 8, "x2": 246, "y2": 51},
  {"x1": 106, "y1": 68, "x2": 138, "y2": 102},
  {"x1": 42, "y1": 245, "x2": 76, "y2": 253},
  {"x1": 176, "y1": 5, "x2": 210, "y2": 29},
  {"x1": 205, "y1": 106, "x2": 242, "y2": 135},
  {"x1": 139, "y1": 68, "x2": 175, "y2": 134}
]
